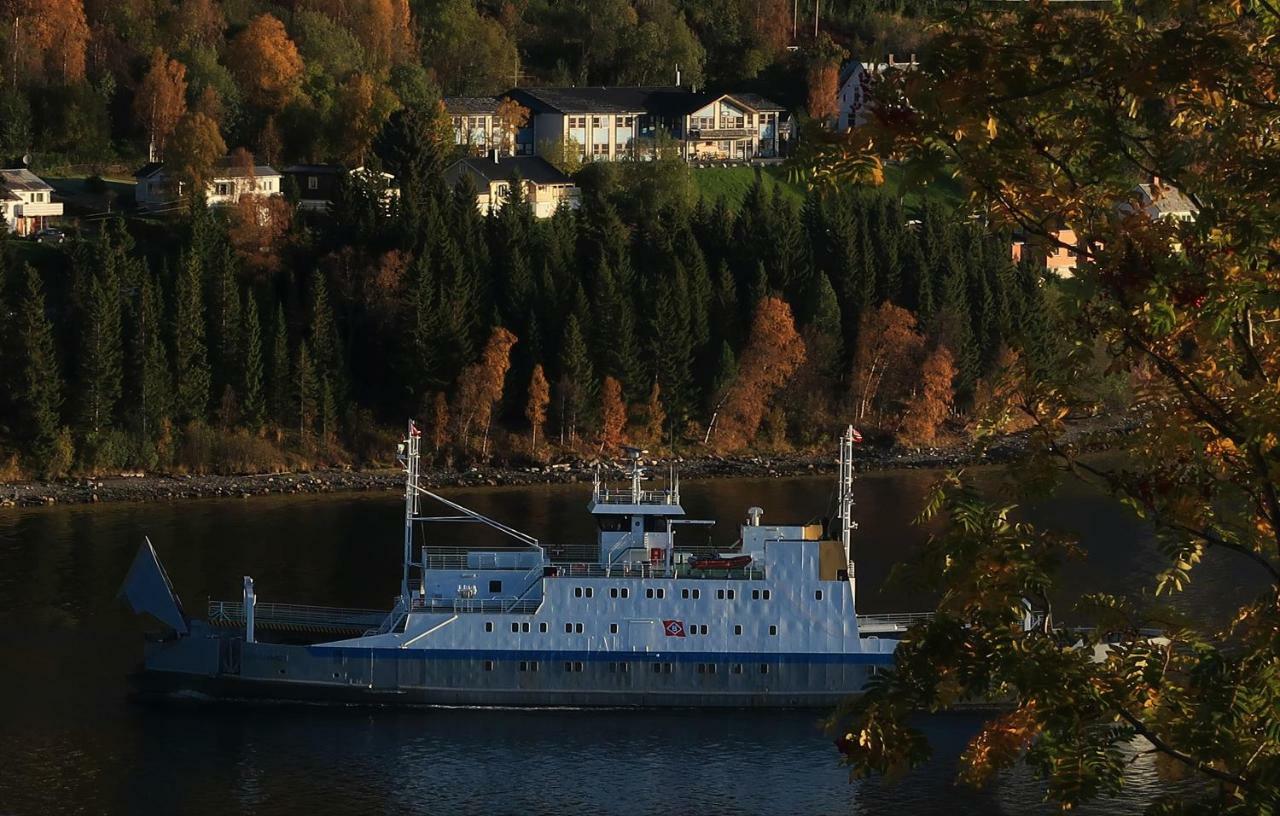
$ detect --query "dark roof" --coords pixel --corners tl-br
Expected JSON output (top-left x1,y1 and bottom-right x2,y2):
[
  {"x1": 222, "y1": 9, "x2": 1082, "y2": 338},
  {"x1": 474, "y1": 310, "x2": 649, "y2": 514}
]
[
  {"x1": 133, "y1": 162, "x2": 164, "y2": 179},
  {"x1": 447, "y1": 155, "x2": 574, "y2": 186},
  {"x1": 213, "y1": 156, "x2": 279, "y2": 178},
  {"x1": 281, "y1": 164, "x2": 345, "y2": 175},
  {"x1": 504, "y1": 86, "x2": 785, "y2": 116},
  {"x1": 444, "y1": 96, "x2": 500, "y2": 114}
]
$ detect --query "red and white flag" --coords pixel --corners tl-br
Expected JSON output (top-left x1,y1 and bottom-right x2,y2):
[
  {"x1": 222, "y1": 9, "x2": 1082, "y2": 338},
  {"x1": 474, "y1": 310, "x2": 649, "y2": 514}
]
[
  {"x1": 409, "y1": 420, "x2": 422, "y2": 438},
  {"x1": 663, "y1": 619, "x2": 686, "y2": 638},
  {"x1": 850, "y1": 428, "x2": 863, "y2": 444}
]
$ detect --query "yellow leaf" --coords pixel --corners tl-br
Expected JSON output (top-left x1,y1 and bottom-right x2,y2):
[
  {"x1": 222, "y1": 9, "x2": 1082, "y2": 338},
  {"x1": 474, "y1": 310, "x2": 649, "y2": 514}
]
[{"x1": 986, "y1": 115, "x2": 998, "y2": 139}]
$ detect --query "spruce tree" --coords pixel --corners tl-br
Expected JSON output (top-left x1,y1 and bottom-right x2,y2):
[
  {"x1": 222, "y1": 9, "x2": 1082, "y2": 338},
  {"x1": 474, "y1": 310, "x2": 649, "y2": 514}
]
[
  {"x1": 294, "y1": 339, "x2": 318, "y2": 443},
  {"x1": 270, "y1": 304, "x2": 292, "y2": 427},
  {"x1": 18, "y1": 266, "x2": 64, "y2": 462},
  {"x1": 134, "y1": 266, "x2": 172, "y2": 447},
  {"x1": 309, "y1": 270, "x2": 345, "y2": 402},
  {"x1": 209, "y1": 245, "x2": 242, "y2": 398},
  {"x1": 241, "y1": 289, "x2": 265, "y2": 429},
  {"x1": 173, "y1": 253, "x2": 211, "y2": 424},
  {"x1": 80, "y1": 256, "x2": 123, "y2": 433},
  {"x1": 558, "y1": 316, "x2": 595, "y2": 444}
]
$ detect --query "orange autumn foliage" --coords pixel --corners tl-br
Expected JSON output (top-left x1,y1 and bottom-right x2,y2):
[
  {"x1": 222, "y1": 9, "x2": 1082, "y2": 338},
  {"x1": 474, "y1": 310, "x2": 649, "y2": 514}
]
[
  {"x1": 13, "y1": 0, "x2": 90, "y2": 83},
  {"x1": 526, "y1": 364, "x2": 550, "y2": 451},
  {"x1": 455, "y1": 327, "x2": 518, "y2": 454},
  {"x1": 134, "y1": 48, "x2": 188, "y2": 158},
  {"x1": 850, "y1": 302, "x2": 925, "y2": 424},
  {"x1": 900, "y1": 344, "x2": 956, "y2": 446},
  {"x1": 714, "y1": 297, "x2": 807, "y2": 451},
  {"x1": 227, "y1": 13, "x2": 304, "y2": 110},
  {"x1": 600, "y1": 376, "x2": 626, "y2": 452},
  {"x1": 806, "y1": 61, "x2": 839, "y2": 122}
]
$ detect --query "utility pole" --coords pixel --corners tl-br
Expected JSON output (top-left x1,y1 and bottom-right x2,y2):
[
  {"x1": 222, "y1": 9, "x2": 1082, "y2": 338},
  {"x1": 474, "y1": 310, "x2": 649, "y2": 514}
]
[
  {"x1": 792, "y1": 0, "x2": 798, "y2": 41},
  {"x1": 814, "y1": 0, "x2": 820, "y2": 39}
]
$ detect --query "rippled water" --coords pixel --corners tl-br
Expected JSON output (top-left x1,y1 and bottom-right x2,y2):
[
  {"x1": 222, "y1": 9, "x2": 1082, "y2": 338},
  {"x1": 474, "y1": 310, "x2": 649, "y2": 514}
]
[{"x1": 0, "y1": 468, "x2": 1252, "y2": 815}]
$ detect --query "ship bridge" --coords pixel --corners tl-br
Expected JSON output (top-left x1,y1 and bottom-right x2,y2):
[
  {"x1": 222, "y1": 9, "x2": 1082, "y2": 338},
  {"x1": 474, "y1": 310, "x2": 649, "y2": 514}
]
[{"x1": 588, "y1": 448, "x2": 711, "y2": 570}]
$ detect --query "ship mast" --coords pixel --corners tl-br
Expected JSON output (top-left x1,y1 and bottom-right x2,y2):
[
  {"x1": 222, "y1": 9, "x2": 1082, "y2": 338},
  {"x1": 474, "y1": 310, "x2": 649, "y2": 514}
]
[
  {"x1": 400, "y1": 419, "x2": 421, "y2": 599},
  {"x1": 838, "y1": 425, "x2": 857, "y2": 581}
]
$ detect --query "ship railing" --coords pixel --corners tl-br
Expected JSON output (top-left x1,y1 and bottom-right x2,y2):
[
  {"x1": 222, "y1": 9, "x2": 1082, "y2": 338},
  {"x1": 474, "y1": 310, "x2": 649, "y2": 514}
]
[
  {"x1": 421, "y1": 547, "x2": 545, "y2": 571},
  {"x1": 857, "y1": 612, "x2": 935, "y2": 633},
  {"x1": 592, "y1": 486, "x2": 679, "y2": 505},
  {"x1": 406, "y1": 596, "x2": 542, "y2": 614},
  {"x1": 207, "y1": 600, "x2": 389, "y2": 632},
  {"x1": 550, "y1": 561, "x2": 766, "y2": 581}
]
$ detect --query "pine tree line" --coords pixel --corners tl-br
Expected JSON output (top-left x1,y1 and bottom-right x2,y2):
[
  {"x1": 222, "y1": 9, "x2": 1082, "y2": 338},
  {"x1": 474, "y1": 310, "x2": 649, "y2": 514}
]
[{"x1": 0, "y1": 158, "x2": 1051, "y2": 476}]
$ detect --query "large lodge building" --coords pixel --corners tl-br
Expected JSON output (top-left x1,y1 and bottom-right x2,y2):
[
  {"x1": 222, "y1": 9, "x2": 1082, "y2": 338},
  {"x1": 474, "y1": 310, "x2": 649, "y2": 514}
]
[{"x1": 446, "y1": 86, "x2": 787, "y2": 163}]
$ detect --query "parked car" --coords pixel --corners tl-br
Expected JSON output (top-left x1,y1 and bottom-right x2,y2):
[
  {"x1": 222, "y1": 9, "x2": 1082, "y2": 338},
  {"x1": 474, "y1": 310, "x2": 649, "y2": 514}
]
[{"x1": 33, "y1": 227, "x2": 65, "y2": 245}]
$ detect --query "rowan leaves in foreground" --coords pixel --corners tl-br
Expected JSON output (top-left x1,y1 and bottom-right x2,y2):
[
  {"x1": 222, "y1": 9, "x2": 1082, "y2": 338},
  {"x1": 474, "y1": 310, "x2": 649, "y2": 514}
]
[{"x1": 818, "y1": 1, "x2": 1280, "y2": 811}]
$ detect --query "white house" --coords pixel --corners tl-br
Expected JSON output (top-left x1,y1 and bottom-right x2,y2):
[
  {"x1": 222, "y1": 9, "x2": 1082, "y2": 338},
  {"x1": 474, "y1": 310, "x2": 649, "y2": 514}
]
[
  {"x1": 0, "y1": 168, "x2": 63, "y2": 235},
  {"x1": 836, "y1": 54, "x2": 918, "y2": 131},
  {"x1": 443, "y1": 155, "x2": 580, "y2": 219},
  {"x1": 134, "y1": 155, "x2": 282, "y2": 210},
  {"x1": 280, "y1": 164, "x2": 399, "y2": 213}
]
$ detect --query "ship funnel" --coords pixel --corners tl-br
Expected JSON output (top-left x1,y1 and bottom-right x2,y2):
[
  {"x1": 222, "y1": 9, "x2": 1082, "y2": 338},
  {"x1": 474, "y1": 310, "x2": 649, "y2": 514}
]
[{"x1": 747, "y1": 506, "x2": 764, "y2": 526}]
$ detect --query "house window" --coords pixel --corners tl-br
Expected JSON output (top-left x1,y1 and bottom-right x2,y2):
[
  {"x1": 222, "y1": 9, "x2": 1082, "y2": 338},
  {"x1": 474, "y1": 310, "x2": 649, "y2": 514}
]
[
  {"x1": 569, "y1": 115, "x2": 587, "y2": 129},
  {"x1": 591, "y1": 116, "x2": 603, "y2": 129},
  {"x1": 215, "y1": 182, "x2": 231, "y2": 196},
  {"x1": 591, "y1": 143, "x2": 608, "y2": 157},
  {"x1": 490, "y1": 580, "x2": 503, "y2": 593},
  {"x1": 307, "y1": 176, "x2": 318, "y2": 190},
  {"x1": 497, "y1": 183, "x2": 510, "y2": 199}
]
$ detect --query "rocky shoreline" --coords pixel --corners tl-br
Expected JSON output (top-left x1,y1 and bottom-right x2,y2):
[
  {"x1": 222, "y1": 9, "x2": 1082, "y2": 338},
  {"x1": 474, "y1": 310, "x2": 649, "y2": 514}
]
[{"x1": 0, "y1": 417, "x2": 1128, "y2": 509}]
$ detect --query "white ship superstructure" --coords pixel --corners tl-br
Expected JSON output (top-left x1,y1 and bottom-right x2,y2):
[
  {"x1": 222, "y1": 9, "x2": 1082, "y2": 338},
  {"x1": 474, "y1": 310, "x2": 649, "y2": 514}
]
[{"x1": 125, "y1": 426, "x2": 921, "y2": 707}]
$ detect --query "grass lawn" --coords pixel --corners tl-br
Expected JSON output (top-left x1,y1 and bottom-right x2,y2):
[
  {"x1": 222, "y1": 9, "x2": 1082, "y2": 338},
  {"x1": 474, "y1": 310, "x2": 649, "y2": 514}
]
[
  {"x1": 692, "y1": 165, "x2": 806, "y2": 208},
  {"x1": 692, "y1": 162, "x2": 966, "y2": 212}
]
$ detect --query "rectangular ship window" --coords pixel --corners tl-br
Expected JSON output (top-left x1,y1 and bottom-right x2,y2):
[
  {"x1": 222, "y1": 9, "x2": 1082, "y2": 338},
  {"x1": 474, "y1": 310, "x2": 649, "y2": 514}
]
[
  {"x1": 519, "y1": 661, "x2": 527, "y2": 671},
  {"x1": 610, "y1": 588, "x2": 618, "y2": 598},
  {"x1": 565, "y1": 661, "x2": 574, "y2": 672},
  {"x1": 815, "y1": 589, "x2": 823, "y2": 601},
  {"x1": 734, "y1": 625, "x2": 742, "y2": 635},
  {"x1": 575, "y1": 623, "x2": 584, "y2": 633},
  {"x1": 752, "y1": 590, "x2": 759, "y2": 600},
  {"x1": 646, "y1": 588, "x2": 654, "y2": 599},
  {"x1": 586, "y1": 588, "x2": 594, "y2": 598},
  {"x1": 511, "y1": 622, "x2": 519, "y2": 633},
  {"x1": 522, "y1": 622, "x2": 530, "y2": 633},
  {"x1": 760, "y1": 664, "x2": 770, "y2": 674},
  {"x1": 700, "y1": 625, "x2": 708, "y2": 635},
  {"x1": 484, "y1": 660, "x2": 494, "y2": 671},
  {"x1": 716, "y1": 589, "x2": 725, "y2": 600},
  {"x1": 484, "y1": 622, "x2": 493, "y2": 632},
  {"x1": 769, "y1": 625, "x2": 778, "y2": 636},
  {"x1": 693, "y1": 589, "x2": 700, "y2": 599},
  {"x1": 489, "y1": 579, "x2": 502, "y2": 593},
  {"x1": 610, "y1": 623, "x2": 619, "y2": 634},
  {"x1": 727, "y1": 589, "x2": 735, "y2": 600},
  {"x1": 652, "y1": 662, "x2": 662, "y2": 673},
  {"x1": 657, "y1": 589, "x2": 665, "y2": 599},
  {"x1": 565, "y1": 623, "x2": 573, "y2": 633},
  {"x1": 681, "y1": 589, "x2": 689, "y2": 599},
  {"x1": 531, "y1": 661, "x2": 539, "y2": 672},
  {"x1": 697, "y1": 664, "x2": 705, "y2": 674},
  {"x1": 708, "y1": 664, "x2": 717, "y2": 675},
  {"x1": 621, "y1": 588, "x2": 629, "y2": 598},
  {"x1": 574, "y1": 587, "x2": 583, "y2": 598},
  {"x1": 574, "y1": 661, "x2": 583, "y2": 672},
  {"x1": 664, "y1": 663, "x2": 673, "y2": 674},
  {"x1": 732, "y1": 664, "x2": 743, "y2": 675},
  {"x1": 763, "y1": 590, "x2": 771, "y2": 600},
  {"x1": 539, "y1": 622, "x2": 548, "y2": 633}
]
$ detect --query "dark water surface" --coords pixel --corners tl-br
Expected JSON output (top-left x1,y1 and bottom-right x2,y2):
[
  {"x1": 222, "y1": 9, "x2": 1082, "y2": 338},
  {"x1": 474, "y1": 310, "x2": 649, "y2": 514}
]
[{"x1": 0, "y1": 469, "x2": 1258, "y2": 815}]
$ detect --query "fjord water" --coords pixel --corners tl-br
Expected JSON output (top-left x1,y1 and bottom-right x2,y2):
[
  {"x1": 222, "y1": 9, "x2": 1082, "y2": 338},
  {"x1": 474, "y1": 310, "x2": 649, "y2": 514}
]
[{"x1": 0, "y1": 468, "x2": 1254, "y2": 815}]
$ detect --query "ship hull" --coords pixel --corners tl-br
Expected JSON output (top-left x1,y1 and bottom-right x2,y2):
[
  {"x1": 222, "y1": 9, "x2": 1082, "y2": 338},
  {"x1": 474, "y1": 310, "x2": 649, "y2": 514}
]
[{"x1": 137, "y1": 632, "x2": 893, "y2": 709}]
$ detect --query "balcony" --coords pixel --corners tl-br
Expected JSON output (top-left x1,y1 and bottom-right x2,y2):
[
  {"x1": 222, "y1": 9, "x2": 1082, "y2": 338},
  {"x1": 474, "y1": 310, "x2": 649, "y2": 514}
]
[{"x1": 19, "y1": 202, "x2": 62, "y2": 217}]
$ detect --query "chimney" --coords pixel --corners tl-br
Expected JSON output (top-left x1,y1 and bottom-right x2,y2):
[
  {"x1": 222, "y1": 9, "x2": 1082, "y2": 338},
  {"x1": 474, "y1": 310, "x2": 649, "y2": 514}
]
[
  {"x1": 675, "y1": 64, "x2": 681, "y2": 87},
  {"x1": 888, "y1": 53, "x2": 895, "y2": 66},
  {"x1": 493, "y1": 148, "x2": 499, "y2": 164}
]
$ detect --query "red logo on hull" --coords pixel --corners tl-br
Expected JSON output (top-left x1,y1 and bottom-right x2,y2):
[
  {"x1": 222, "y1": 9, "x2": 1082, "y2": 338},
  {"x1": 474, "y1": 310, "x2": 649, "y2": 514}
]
[{"x1": 663, "y1": 619, "x2": 685, "y2": 637}]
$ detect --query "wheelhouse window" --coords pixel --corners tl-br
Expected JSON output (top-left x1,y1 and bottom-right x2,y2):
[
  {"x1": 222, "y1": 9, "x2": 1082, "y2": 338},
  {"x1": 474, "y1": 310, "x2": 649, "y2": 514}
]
[{"x1": 490, "y1": 580, "x2": 503, "y2": 593}]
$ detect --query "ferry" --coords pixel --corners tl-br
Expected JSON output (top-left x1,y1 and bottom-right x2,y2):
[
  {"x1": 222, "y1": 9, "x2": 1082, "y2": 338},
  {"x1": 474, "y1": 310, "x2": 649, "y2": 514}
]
[{"x1": 122, "y1": 425, "x2": 926, "y2": 707}]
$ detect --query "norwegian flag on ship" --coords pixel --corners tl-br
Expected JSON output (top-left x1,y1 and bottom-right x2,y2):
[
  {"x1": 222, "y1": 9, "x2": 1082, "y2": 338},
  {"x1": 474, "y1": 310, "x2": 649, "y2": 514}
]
[
  {"x1": 663, "y1": 619, "x2": 686, "y2": 638},
  {"x1": 850, "y1": 428, "x2": 863, "y2": 444},
  {"x1": 409, "y1": 420, "x2": 422, "y2": 438}
]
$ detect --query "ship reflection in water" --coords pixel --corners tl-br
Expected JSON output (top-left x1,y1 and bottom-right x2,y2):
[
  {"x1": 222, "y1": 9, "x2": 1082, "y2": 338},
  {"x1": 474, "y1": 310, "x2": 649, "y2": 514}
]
[{"x1": 0, "y1": 464, "x2": 1245, "y2": 814}]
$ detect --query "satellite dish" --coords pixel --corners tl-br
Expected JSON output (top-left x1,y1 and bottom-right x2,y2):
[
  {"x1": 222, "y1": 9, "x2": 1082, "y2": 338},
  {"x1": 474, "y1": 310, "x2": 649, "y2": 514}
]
[{"x1": 21, "y1": 153, "x2": 31, "y2": 167}]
